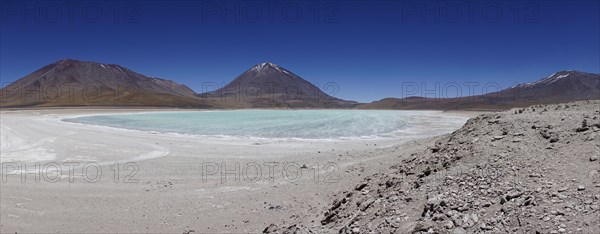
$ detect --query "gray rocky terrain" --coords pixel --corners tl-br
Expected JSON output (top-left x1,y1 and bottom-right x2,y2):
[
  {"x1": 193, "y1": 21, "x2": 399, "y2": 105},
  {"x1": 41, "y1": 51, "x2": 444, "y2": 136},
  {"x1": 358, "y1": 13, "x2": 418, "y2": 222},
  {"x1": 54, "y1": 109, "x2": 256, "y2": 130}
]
[{"x1": 265, "y1": 100, "x2": 600, "y2": 233}]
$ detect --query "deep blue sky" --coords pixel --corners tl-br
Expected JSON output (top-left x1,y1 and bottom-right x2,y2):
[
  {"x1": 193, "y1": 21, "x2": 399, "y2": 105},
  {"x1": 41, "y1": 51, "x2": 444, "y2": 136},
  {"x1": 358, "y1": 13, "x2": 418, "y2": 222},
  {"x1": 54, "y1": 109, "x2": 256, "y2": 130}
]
[{"x1": 1, "y1": 0, "x2": 598, "y2": 102}]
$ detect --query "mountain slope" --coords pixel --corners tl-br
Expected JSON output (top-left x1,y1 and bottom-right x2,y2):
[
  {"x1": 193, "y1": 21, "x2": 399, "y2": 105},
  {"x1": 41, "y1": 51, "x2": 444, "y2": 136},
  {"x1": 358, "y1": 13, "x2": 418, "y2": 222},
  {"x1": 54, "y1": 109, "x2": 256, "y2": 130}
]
[
  {"x1": 199, "y1": 62, "x2": 358, "y2": 108},
  {"x1": 358, "y1": 70, "x2": 600, "y2": 110},
  {"x1": 504, "y1": 70, "x2": 600, "y2": 102},
  {"x1": 0, "y1": 59, "x2": 211, "y2": 108}
]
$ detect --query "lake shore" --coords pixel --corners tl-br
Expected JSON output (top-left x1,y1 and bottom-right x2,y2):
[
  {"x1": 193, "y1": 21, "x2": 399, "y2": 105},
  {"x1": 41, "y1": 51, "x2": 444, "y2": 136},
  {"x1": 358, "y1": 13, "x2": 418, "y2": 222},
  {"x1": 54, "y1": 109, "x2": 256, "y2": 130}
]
[{"x1": 0, "y1": 108, "x2": 478, "y2": 233}]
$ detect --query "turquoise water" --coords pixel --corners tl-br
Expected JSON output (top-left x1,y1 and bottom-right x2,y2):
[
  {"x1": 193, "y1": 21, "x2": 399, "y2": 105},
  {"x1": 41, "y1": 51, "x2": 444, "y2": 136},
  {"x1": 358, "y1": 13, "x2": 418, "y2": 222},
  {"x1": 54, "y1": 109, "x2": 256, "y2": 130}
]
[{"x1": 64, "y1": 110, "x2": 467, "y2": 140}]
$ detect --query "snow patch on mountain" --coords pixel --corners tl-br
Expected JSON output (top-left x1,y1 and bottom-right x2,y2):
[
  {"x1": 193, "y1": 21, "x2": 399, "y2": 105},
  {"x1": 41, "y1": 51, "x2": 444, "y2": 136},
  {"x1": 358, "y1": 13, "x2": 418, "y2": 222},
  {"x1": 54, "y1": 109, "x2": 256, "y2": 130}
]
[
  {"x1": 512, "y1": 72, "x2": 573, "y2": 88},
  {"x1": 251, "y1": 62, "x2": 292, "y2": 76}
]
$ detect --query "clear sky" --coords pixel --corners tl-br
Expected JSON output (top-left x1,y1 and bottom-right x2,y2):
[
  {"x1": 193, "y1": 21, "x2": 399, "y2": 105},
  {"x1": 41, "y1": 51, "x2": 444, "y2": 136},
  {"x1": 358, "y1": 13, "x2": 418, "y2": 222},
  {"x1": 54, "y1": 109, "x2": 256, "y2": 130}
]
[{"x1": 1, "y1": 0, "x2": 598, "y2": 102}]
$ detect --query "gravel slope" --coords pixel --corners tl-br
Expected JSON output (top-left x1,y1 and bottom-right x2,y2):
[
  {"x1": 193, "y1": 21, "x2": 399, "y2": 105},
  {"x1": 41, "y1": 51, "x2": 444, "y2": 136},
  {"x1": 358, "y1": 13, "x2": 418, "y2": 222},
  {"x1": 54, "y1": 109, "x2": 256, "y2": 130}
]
[{"x1": 265, "y1": 100, "x2": 600, "y2": 233}]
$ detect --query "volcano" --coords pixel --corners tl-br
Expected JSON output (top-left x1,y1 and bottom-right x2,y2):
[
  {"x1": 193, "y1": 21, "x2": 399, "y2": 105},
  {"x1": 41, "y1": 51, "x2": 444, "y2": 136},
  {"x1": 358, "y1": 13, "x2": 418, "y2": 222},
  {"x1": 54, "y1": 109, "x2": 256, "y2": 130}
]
[
  {"x1": 0, "y1": 59, "x2": 211, "y2": 108},
  {"x1": 200, "y1": 62, "x2": 358, "y2": 108}
]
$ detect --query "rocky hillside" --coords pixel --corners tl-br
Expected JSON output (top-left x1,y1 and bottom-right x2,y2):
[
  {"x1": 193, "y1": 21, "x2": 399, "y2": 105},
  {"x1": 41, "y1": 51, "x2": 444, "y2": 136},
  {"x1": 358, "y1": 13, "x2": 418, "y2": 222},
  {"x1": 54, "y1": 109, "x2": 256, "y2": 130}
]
[
  {"x1": 265, "y1": 100, "x2": 600, "y2": 233},
  {"x1": 0, "y1": 59, "x2": 210, "y2": 108}
]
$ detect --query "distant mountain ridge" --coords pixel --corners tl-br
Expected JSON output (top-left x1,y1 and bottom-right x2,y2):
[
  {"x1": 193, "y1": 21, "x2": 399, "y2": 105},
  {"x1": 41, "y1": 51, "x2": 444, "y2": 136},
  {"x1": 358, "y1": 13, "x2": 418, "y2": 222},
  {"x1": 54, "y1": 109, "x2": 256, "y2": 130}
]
[
  {"x1": 1, "y1": 59, "x2": 598, "y2": 109},
  {"x1": 0, "y1": 59, "x2": 357, "y2": 108},
  {"x1": 358, "y1": 70, "x2": 600, "y2": 110}
]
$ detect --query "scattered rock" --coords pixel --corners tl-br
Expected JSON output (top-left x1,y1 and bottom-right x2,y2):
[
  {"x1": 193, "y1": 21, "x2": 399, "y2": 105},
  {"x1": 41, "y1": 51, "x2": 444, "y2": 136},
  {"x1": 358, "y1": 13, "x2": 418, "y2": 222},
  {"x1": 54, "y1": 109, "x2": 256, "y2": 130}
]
[
  {"x1": 576, "y1": 119, "x2": 589, "y2": 132},
  {"x1": 355, "y1": 182, "x2": 368, "y2": 191},
  {"x1": 453, "y1": 227, "x2": 467, "y2": 234},
  {"x1": 444, "y1": 220, "x2": 454, "y2": 229},
  {"x1": 558, "y1": 187, "x2": 569, "y2": 192},
  {"x1": 264, "y1": 101, "x2": 600, "y2": 233}
]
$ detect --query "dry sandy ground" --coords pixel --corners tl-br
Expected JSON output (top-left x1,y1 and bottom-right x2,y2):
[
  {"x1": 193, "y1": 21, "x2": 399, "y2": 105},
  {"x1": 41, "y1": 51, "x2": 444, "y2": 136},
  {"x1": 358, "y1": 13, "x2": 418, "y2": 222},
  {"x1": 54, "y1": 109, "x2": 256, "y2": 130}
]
[{"x1": 0, "y1": 108, "x2": 475, "y2": 233}]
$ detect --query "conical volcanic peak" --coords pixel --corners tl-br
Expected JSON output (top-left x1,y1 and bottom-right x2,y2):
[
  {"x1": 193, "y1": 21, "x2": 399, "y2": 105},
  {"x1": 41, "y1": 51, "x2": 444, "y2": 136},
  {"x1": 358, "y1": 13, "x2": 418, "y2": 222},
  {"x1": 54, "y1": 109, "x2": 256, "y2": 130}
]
[{"x1": 201, "y1": 62, "x2": 357, "y2": 108}]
